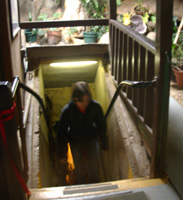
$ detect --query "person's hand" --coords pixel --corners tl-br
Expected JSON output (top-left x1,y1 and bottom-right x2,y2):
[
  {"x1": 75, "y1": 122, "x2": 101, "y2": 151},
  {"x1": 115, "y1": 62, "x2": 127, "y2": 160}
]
[{"x1": 59, "y1": 158, "x2": 67, "y2": 164}]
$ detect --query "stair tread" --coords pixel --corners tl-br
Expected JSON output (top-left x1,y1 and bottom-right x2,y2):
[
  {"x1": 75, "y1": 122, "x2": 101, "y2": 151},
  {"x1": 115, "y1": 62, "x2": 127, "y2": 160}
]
[{"x1": 29, "y1": 178, "x2": 167, "y2": 199}]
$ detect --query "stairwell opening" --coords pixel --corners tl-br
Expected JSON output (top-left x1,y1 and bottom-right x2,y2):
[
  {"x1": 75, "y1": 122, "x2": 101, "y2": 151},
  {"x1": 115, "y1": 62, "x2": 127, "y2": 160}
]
[{"x1": 25, "y1": 47, "x2": 150, "y2": 189}]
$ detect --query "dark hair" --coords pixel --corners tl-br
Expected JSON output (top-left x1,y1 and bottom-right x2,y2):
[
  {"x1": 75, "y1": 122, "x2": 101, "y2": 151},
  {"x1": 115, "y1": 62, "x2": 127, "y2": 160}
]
[{"x1": 71, "y1": 81, "x2": 92, "y2": 100}]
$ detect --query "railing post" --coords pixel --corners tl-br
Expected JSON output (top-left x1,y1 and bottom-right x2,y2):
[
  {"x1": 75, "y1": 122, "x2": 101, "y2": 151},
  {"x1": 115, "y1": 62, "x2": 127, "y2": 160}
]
[
  {"x1": 151, "y1": 0, "x2": 173, "y2": 178},
  {"x1": 108, "y1": 0, "x2": 116, "y2": 20}
]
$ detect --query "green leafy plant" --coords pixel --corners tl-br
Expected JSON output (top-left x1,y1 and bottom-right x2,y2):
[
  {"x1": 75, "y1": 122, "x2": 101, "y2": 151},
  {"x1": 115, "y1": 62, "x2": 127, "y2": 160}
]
[
  {"x1": 80, "y1": 0, "x2": 108, "y2": 40},
  {"x1": 172, "y1": 16, "x2": 178, "y2": 33},
  {"x1": 37, "y1": 12, "x2": 63, "y2": 32},
  {"x1": 24, "y1": 12, "x2": 38, "y2": 43},
  {"x1": 150, "y1": 14, "x2": 156, "y2": 23},
  {"x1": 80, "y1": 0, "x2": 107, "y2": 19},
  {"x1": 134, "y1": 0, "x2": 149, "y2": 13},
  {"x1": 142, "y1": 12, "x2": 149, "y2": 24},
  {"x1": 90, "y1": 25, "x2": 109, "y2": 40},
  {"x1": 38, "y1": 12, "x2": 62, "y2": 21},
  {"x1": 53, "y1": 12, "x2": 63, "y2": 20},
  {"x1": 25, "y1": 12, "x2": 38, "y2": 34},
  {"x1": 28, "y1": 12, "x2": 32, "y2": 21},
  {"x1": 37, "y1": 13, "x2": 48, "y2": 21},
  {"x1": 172, "y1": 31, "x2": 183, "y2": 70},
  {"x1": 116, "y1": 0, "x2": 123, "y2": 6},
  {"x1": 68, "y1": 27, "x2": 78, "y2": 36},
  {"x1": 37, "y1": 28, "x2": 46, "y2": 37},
  {"x1": 37, "y1": 12, "x2": 63, "y2": 44},
  {"x1": 31, "y1": 28, "x2": 38, "y2": 35}
]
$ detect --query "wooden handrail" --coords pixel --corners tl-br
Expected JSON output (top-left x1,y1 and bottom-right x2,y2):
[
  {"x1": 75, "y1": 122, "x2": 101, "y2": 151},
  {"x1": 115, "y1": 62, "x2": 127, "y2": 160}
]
[{"x1": 110, "y1": 20, "x2": 156, "y2": 54}]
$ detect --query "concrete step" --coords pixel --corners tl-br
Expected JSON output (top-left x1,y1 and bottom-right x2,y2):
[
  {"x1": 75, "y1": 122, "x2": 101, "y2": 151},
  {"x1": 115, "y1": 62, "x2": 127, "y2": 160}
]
[{"x1": 29, "y1": 178, "x2": 181, "y2": 200}]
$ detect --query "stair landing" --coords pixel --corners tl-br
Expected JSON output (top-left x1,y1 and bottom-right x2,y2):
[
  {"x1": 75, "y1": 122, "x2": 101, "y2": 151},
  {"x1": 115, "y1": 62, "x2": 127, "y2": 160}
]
[{"x1": 29, "y1": 178, "x2": 181, "y2": 200}]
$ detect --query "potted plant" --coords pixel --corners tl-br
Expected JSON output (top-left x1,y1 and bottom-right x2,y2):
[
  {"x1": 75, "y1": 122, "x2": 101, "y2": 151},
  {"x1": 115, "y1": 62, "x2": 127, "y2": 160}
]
[
  {"x1": 172, "y1": 42, "x2": 183, "y2": 88},
  {"x1": 83, "y1": 25, "x2": 109, "y2": 43},
  {"x1": 25, "y1": 12, "x2": 38, "y2": 43},
  {"x1": 134, "y1": 0, "x2": 149, "y2": 16},
  {"x1": 66, "y1": 27, "x2": 79, "y2": 44},
  {"x1": 47, "y1": 27, "x2": 62, "y2": 45},
  {"x1": 37, "y1": 12, "x2": 62, "y2": 45},
  {"x1": 172, "y1": 26, "x2": 183, "y2": 89},
  {"x1": 80, "y1": 0, "x2": 108, "y2": 43},
  {"x1": 83, "y1": 26, "x2": 98, "y2": 43},
  {"x1": 25, "y1": 28, "x2": 38, "y2": 43}
]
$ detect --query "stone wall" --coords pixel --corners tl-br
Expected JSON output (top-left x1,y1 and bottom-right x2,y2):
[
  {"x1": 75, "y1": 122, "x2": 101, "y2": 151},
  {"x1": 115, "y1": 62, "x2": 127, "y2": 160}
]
[
  {"x1": 19, "y1": 0, "x2": 82, "y2": 21},
  {"x1": 19, "y1": 0, "x2": 183, "y2": 22}
]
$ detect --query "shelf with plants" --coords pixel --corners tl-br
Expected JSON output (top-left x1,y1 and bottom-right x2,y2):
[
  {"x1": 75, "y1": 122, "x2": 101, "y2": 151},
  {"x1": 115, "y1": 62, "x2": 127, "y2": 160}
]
[
  {"x1": 80, "y1": 0, "x2": 108, "y2": 43},
  {"x1": 37, "y1": 12, "x2": 63, "y2": 45},
  {"x1": 24, "y1": 12, "x2": 38, "y2": 43}
]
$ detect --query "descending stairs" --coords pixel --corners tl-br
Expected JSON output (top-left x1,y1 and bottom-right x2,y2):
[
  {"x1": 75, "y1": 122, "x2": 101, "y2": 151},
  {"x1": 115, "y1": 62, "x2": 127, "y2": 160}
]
[{"x1": 29, "y1": 177, "x2": 181, "y2": 200}]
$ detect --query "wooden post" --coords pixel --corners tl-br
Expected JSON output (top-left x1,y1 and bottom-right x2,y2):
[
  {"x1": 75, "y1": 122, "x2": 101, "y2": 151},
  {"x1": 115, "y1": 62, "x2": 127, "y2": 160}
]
[
  {"x1": 108, "y1": 0, "x2": 117, "y2": 76},
  {"x1": 108, "y1": 0, "x2": 116, "y2": 20},
  {"x1": 151, "y1": 0, "x2": 173, "y2": 178}
]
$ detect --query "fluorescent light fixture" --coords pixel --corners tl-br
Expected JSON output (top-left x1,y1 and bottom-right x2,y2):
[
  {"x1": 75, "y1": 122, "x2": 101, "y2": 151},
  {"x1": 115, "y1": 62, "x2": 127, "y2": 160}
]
[{"x1": 50, "y1": 61, "x2": 97, "y2": 67}]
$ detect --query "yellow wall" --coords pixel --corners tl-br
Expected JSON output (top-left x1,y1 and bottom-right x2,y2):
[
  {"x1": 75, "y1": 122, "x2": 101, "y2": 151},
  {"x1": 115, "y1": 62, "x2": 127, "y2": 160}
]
[
  {"x1": 94, "y1": 61, "x2": 110, "y2": 114},
  {"x1": 38, "y1": 61, "x2": 138, "y2": 185}
]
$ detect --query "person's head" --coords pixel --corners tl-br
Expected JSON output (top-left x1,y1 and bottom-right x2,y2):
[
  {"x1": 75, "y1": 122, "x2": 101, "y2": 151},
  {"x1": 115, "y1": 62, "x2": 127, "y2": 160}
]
[{"x1": 71, "y1": 81, "x2": 92, "y2": 110}]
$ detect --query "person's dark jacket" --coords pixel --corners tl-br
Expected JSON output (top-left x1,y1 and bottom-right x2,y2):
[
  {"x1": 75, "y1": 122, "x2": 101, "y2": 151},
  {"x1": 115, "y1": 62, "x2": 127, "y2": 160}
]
[{"x1": 57, "y1": 99, "x2": 108, "y2": 159}]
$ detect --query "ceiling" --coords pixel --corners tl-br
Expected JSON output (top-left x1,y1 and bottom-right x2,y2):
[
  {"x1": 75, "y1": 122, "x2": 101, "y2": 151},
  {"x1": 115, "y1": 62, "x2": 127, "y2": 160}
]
[{"x1": 41, "y1": 61, "x2": 99, "y2": 88}]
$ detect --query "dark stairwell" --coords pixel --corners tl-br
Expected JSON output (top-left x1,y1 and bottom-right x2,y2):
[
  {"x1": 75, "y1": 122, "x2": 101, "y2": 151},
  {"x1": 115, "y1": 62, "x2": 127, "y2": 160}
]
[{"x1": 24, "y1": 44, "x2": 150, "y2": 189}]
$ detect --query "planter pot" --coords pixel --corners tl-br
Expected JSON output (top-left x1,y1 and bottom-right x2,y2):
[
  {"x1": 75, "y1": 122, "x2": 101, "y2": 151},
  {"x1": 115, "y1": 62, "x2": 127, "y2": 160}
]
[
  {"x1": 83, "y1": 32, "x2": 97, "y2": 43},
  {"x1": 173, "y1": 68, "x2": 183, "y2": 89},
  {"x1": 134, "y1": 7, "x2": 149, "y2": 16},
  {"x1": 47, "y1": 31, "x2": 61, "y2": 45},
  {"x1": 24, "y1": 29, "x2": 37, "y2": 43}
]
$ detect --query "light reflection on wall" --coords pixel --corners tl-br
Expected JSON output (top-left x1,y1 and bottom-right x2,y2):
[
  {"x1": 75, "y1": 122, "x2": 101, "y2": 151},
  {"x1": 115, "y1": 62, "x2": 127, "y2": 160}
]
[{"x1": 66, "y1": 143, "x2": 75, "y2": 185}]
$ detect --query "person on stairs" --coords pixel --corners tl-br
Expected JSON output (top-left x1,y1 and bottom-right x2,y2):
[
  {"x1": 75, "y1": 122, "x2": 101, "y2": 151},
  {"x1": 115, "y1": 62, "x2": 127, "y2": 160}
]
[{"x1": 57, "y1": 81, "x2": 108, "y2": 184}]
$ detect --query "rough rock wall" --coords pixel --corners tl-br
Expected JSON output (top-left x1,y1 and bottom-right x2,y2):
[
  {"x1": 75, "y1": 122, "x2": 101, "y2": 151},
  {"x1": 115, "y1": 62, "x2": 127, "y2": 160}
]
[
  {"x1": 19, "y1": 0, "x2": 83, "y2": 21},
  {"x1": 19, "y1": 0, "x2": 183, "y2": 22},
  {"x1": 19, "y1": 0, "x2": 63, "y2": 21}
]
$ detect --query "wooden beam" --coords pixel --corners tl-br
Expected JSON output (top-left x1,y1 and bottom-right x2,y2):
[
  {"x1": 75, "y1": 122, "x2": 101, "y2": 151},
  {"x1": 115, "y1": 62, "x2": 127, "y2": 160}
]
[
  {"x1": 20, "y1": 19, "x2": 109, "y2": 29},
  {"x1": 151, "y1": 0, "x2": 173, "y2": 178},
  {"x1": 108, "y1": 0, "x2": 117, "y2": 20}
]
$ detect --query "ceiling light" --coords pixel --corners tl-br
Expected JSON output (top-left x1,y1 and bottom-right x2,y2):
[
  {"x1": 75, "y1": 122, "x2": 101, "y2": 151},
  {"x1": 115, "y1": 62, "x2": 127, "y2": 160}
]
[{"x1": 50, "y1": 61, "x2": 97, "y2": 67}]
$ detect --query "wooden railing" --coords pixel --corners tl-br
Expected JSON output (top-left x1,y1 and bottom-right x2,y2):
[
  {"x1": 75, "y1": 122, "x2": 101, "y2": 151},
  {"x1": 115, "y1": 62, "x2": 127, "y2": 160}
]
[{"x1": 109, "y1": 19, "x2": 156, "y2": 157}]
